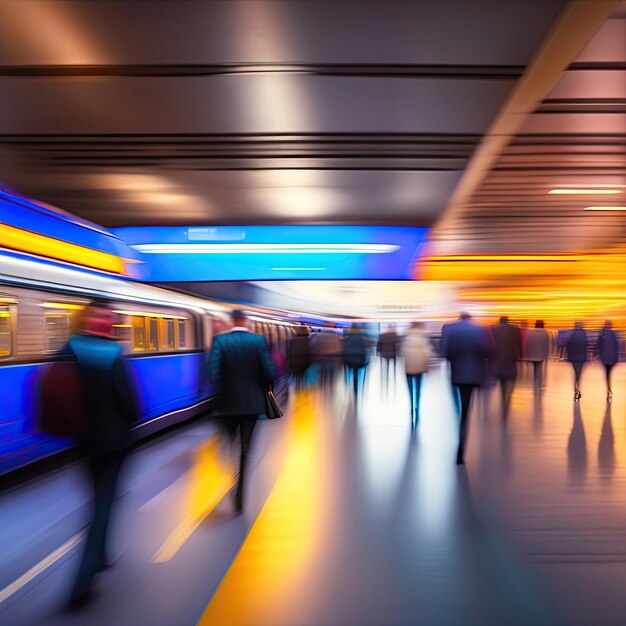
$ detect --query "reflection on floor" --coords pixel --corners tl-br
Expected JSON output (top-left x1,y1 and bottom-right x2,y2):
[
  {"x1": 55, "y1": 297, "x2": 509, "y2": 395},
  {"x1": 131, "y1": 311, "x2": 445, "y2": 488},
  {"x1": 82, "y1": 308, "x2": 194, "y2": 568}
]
[{"x1": 2, "y1": 358, "x2": 626, "y2": 625}]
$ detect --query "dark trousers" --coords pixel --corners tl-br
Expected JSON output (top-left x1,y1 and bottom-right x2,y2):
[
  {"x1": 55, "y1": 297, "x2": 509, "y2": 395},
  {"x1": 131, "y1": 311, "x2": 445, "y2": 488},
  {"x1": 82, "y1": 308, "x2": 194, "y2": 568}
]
[
  {"x1": 225, "y1": 415, "x2": 258, "y2": 509},
  {"x1": 406, "y1": 373, "x2": 423, "y2": 427},
  {"x1": 571, "y1": 361, "x2": 585, "y2": 389},
  {"x1": 604, "y1": 363, "x2": 615, "y2": 391},
  {"x1": 319, "y1": 360, "x2": 338, "y2": 388},
  {"x1": 72, "y1": 451, "x2": 126, "y2": 599},
  {"x1": 498, "y1": 376, "x2": 516, "y2": 418},
  {"x1": 454, "y1": 384, "x2": 476, "y2": 461}
]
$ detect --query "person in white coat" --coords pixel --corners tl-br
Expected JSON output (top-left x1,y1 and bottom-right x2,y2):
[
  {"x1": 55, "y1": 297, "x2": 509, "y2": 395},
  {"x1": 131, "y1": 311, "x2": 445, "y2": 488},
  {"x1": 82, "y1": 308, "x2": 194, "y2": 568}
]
[
  {"x1": 401, "y1": 322, "x2": 432, "y2": 430},
  {"x1": 524, "y1": 320, "x2": 551, "y2": 392}
]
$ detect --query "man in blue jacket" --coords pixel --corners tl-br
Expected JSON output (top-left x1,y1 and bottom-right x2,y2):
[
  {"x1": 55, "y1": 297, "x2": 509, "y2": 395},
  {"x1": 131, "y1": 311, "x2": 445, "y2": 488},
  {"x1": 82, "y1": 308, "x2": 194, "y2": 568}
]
[
  {"x1": 566, "y1": 322, "x2": 588, "y2": 401},
  {"x1": 69, "y1": 302, "x2": 138, "y2": 607},
  {"x1": 442, "y1": 313, "x2": 491, "y2": 465},
  {"x1": 210, "y1": 310, "x2": 276, "y2": 513}
]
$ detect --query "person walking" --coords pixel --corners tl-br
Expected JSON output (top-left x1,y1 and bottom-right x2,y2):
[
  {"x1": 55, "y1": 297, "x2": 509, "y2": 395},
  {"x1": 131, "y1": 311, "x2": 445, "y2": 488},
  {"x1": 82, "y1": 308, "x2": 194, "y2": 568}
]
[
  {"x1": 401, "y1": 322, "x2": 432, "y2": 430},
  {"x1": 313, "y1": 322, "x2": 342, "y2": 388},
  {"x1": 442, "y1": 313, "x2": 491, "y2": 465},
  {"x1": 597, "y1": 320, "x2": 619, "y2": 401},
  {"x1": 490, "y1": 316, "x2": 521, "y2": 419},
  {"x1": 566, "y1": 322, "x2": 588, "y2": 401},
  {"x1": 287, "y1": 325, "x2": 311, "y2": 390},
  {"x1": 343, "y1": 324, "x2": 369, "y2": 397},
  {"x1": 69, "y1": 303, "x2": 138, "y2": 608},
  {"x1": 377, "y1": 327, "x2": 398, "y2": 387},
  {"x1": 210, "y1": 310, "x2": 276, "y2": 514},
  {"x1": 524, "y1": 320, "x2": 550, "y2": 392}
]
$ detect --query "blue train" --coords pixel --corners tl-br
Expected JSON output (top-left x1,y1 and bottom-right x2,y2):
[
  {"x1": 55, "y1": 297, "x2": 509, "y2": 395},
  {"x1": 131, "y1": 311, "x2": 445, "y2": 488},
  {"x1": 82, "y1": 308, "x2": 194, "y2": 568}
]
[{"x1": 0, "y1": 252, "x2": 296, "y2": 476}]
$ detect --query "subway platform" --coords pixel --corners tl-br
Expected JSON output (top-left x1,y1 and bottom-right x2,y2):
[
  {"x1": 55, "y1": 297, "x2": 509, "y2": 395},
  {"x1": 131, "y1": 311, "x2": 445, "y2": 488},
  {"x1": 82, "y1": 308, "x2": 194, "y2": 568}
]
[{"x1": 1, "y1": 358, "x2": 625, "y2": 626}]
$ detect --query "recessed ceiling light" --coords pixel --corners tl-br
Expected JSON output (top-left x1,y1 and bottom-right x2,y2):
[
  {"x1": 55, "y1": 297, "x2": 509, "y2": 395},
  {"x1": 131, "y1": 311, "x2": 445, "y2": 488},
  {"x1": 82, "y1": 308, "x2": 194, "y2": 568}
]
[
  {"x1": 549, "y1": 189, "x2": 621, "y2": 195},
  {"x1": 584, "y1": 206, "x2": 626, "y2": 211}
]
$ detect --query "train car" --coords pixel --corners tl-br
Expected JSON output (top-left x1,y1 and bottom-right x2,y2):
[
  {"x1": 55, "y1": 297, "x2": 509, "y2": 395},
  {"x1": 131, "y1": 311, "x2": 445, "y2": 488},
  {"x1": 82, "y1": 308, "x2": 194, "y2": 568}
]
[
  {"x1": 0, "y1": 252, "x2": 306, "y2": 476},
  {"x1": 0, "y1": 252, "x2": 236, "y2": 476}
]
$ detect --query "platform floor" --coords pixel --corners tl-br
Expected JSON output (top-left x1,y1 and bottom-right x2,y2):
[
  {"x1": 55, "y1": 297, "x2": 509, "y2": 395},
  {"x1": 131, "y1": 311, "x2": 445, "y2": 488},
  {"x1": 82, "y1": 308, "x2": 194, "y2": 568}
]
[{"x1": 1, "y1": 358, "x2": 626, "y2": 625}]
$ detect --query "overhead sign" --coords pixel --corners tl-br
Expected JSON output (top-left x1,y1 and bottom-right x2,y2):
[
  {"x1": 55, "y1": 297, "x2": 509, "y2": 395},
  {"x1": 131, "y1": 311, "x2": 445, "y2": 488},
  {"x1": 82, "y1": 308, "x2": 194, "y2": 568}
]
[{"x1": 114, "y1": 226, "x2": 429, "y2": 282}]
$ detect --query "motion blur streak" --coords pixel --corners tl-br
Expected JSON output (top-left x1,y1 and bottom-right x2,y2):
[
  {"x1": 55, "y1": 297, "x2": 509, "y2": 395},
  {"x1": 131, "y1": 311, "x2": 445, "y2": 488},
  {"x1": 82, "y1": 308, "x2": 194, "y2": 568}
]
[
  {"x1": 422, "y1": 250, "x2": 626, "y2": 326},
  {"x1": 151, "y1": 435, "x2": 232, "y2": 564},
  {"x1": 0, "y1": 223, "x2": 127, "y2": 274},
  {"x1": 199, "y1": 390, "x2": 322, "y2": 626}
]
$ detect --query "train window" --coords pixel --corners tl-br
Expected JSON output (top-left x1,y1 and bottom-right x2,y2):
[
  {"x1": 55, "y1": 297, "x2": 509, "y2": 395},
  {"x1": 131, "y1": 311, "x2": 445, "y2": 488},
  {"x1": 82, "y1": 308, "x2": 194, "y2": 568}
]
[
  {"x1": 131, "y1": 316, "x2": 147, "y2": 351},
  {"x1": 178, "y1": 319, "x2": 187, "y2": 348},
  {"x1": 0, "y1": 305, "x2": 12, "y2": 358},
  {"x1": 162, "y1": 318, "x2": 175, "y2": 350},
  {"x1": 44, "y1": 313, "x2": 71, "y2": 352},
  {"x1": 148, "y1": 318, "x2": 159, "y2": 351}
]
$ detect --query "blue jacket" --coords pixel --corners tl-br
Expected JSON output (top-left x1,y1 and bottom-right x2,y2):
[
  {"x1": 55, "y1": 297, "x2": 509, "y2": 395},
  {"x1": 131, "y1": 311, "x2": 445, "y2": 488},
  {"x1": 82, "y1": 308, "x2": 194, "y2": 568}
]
[
  {"x1": 69, "y1": 334, "x2": 137, "y2": 455},
  {"x1": 209, "y1": 330, "x2": 276, "y2": 416},
  {"x1": 597, "y1": 329, "x2": 619, "y2": 365},
  {"x1": 442, "y1": 319, "x2": 491, "y2": 386},
  {"x1": 566, "y1": 329, "x2": 588, "y2": 363}
]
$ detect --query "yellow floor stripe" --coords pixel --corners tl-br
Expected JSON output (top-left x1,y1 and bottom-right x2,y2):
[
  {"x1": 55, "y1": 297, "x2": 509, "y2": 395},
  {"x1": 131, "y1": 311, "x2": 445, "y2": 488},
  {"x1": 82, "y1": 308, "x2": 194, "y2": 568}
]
[
  {"x1": 198, "y1": 390, "x2": 326, "y2": 626},
  {"x1": 152, "y1": 434, "x2": 233, "y2": 563}
]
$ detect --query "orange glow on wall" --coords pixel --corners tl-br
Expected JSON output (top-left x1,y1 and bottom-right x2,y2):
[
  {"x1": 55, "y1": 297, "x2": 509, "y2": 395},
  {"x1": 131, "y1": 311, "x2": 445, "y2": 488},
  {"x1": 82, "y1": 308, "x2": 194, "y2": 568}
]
[{"x1": 421, "y1": 251, "x2": 626, "y2": 327}]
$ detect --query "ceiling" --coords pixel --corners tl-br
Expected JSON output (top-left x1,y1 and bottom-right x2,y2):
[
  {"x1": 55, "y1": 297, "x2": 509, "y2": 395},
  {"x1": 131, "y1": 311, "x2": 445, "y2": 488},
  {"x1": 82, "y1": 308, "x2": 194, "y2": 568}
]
[
  {"x1": 1, "y1": 0, "x2": 624, "y2": 325},
  {"x1": 0, "y1": 0, "x2": 567, "y2": 228},
  {"x1": 430, "y1": 1, "x2": 626, "y2": 255}
]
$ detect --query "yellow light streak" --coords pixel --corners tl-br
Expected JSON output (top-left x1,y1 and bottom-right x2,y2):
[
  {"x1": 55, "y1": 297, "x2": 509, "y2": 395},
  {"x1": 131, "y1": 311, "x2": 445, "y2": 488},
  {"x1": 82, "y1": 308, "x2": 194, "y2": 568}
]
[
  {"x1": 114, "y1": 310, "x2": 188, "y2": 320},
  {"x1": 422, "y1": 248, "x2": 626, "y2": 326},
  {"x1": 151, "y1": 434, "x2": 232, "y2": 563},
  {"x1": 0, "y1": 223, "x2": 127, "y2": 275},
  {"x1": 428, "y1": 254, "x2": 586, "y2": 262},
  {"x1": 40, "y1": 302, "x2": 86, "y2": 310}
]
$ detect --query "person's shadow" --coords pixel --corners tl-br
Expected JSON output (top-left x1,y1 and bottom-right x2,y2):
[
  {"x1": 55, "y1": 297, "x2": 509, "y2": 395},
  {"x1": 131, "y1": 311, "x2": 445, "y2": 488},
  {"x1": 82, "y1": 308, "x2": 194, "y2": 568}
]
[
  {"x1": 532, "y1": 393, "x2": 544, "y2": 436},
  {"x1": 567, "y1": 402, "x2": 588, "y2": 484},
  {"x1": 597, "y1": 402, "x2": 615, "y2": 482}
]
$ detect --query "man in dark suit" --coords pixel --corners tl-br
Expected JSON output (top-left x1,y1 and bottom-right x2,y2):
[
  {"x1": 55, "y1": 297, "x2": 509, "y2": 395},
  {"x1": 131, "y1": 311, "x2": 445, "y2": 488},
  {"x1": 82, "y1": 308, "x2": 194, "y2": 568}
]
[
  {"x1": 210, "y1": 310, "x2": 276, "y2": 513},
  {"x1": 442, "y1": 313, "x2": 491, "y2": 465},
  {"x1": 490, "y1": 316, "x2": 521, "y2": 419}
]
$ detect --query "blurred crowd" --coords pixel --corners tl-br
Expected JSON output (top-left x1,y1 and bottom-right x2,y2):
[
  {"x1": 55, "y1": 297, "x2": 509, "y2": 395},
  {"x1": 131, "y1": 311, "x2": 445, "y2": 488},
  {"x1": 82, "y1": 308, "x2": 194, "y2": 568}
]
[{"x1": 38, "y1": 303, "x2": 624, "y2": 608}]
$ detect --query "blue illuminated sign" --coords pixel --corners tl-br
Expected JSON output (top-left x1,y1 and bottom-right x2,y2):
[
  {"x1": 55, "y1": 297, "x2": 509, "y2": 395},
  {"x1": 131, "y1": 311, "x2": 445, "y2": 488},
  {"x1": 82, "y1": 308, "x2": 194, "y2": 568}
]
[{"x1": 113, "y1": 226, "x2": 428, "y2": 281}]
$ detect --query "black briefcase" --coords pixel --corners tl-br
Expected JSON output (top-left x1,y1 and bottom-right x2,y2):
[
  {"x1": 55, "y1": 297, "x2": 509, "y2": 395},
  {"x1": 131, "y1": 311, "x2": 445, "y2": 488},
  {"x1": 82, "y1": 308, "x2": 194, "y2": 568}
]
[{"x1": 265, "y1": 387, "x2": 283, "y2": 419}]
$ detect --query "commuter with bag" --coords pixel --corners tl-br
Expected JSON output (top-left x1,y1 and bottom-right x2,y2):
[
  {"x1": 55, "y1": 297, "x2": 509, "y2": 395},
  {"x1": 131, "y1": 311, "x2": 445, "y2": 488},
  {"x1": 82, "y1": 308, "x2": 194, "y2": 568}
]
[
  {"x1": 210, "y1": 310, "x2": 276, "y2": 514},
  {"x1": 41, "y1": 301, "x2": 138, "y2": 608}
]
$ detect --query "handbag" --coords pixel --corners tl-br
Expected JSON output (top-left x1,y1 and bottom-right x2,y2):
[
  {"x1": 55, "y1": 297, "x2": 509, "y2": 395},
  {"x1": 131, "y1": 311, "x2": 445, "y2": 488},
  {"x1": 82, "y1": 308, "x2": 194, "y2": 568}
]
[
  {"x1": 265, "y1": 386, "x2": 283, "y2": 419},
  {"x1": 38, "y1": 360, "x2": 86, "y2": 437}
]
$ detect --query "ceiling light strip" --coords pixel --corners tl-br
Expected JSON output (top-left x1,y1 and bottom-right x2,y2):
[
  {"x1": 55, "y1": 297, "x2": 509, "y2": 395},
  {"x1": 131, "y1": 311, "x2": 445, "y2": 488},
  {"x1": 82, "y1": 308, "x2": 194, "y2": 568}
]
[
  {"x1": 584, "y1": 206, "x2": 626, "y2": 211},
  {"x1": 133, "y1": 243, "x2": 399, "y2": 254},
  {"x1": 549, "y1": 189, "x2": 622, "y2": 195}
]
